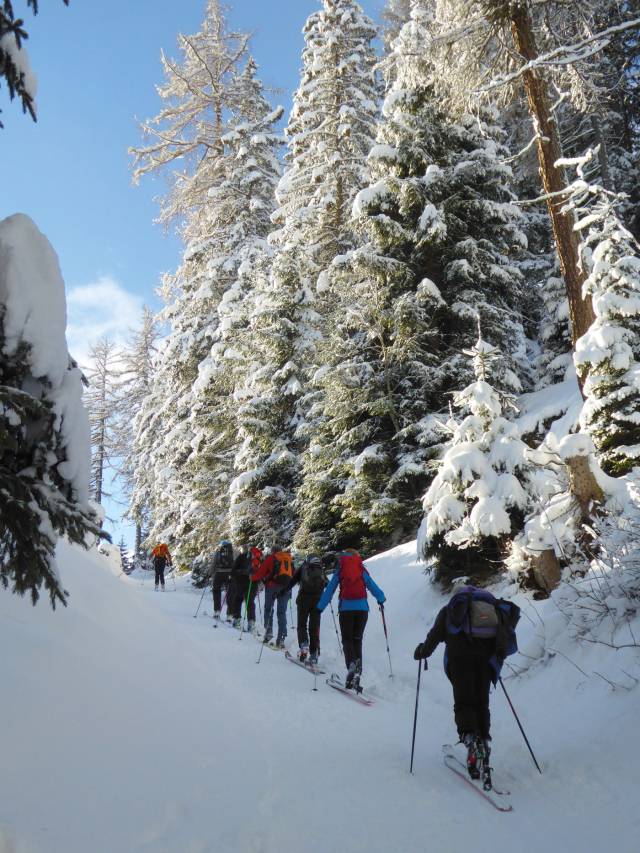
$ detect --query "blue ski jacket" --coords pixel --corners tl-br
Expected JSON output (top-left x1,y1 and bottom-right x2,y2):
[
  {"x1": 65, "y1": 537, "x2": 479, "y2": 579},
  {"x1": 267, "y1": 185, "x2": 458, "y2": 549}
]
[{"x1": 317, "y1": 566, "x2": 386, "y2": 613}]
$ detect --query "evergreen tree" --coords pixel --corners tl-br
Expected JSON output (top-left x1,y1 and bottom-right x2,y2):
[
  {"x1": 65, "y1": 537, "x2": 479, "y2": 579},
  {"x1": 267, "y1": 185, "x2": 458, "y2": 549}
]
[
  {"x1": 188, "y1": 59, "x2": 283, "y2": 552},
  {"x1": 570, "y1": 165, "x2": 640, "y2": 475},
  {"x1": 117, "y1": 307, "x2": 159, "y2": 550},
  {"x1": 85, "y1": 337, "x2": 120, "y2": 505},
  {"x1": 232, "y1": 0, "x2": 379, "y2": 547},
  {"x1": 418, "y1": 336, "x2": 535, "y2": 584},
  {"x1": 295, "y1": 3, "x2": 528, "y2": 553},
  {"x1": 0, "y1": 214, "x2": 100, "y2": 607},
  {"x1": 118, "y1": 536, "x2": 132, "y2": 574},
  {"x1": 0, "y1": 0, "x2": 68, "y2": 126},
  {"x1": 130, "y1": 2, "x2": 253, "y2": 562}
]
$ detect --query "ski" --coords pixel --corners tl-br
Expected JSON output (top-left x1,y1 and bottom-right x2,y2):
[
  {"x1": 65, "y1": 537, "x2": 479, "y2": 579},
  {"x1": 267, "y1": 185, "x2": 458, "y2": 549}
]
[
  {"x1": 285, "y1": 650, "x2": 326, "y2": 675},
  {"x1": 442, "y1": 746, "x2": 512, "y2": 812},
  {"x1": 326, "y1": 673, "x2": 374, "y2": 706}
]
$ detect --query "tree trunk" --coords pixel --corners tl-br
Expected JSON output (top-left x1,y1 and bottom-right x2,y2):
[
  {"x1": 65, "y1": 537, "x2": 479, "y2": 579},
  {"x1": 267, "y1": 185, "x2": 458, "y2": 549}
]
[
  {"x1": 564, "y1": 454, "x2": 604, "y2": 519},
  {"x1": 532, "y1": 548, "x2": 562, "y2": 594},
  {"x1": 509, "y1": 3, "x2": 595, "y2": 356}
]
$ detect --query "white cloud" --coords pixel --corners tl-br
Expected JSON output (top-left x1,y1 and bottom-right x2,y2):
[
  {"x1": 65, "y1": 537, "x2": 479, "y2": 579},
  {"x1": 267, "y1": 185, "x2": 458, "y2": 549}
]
[{"x1": 66, "y1": 275, "x2": 145, "y2": 369}]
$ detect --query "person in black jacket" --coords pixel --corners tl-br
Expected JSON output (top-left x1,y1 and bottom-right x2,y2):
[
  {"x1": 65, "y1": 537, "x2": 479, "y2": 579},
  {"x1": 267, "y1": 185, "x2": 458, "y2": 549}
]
[
  {"x1": 211, "y1": 540, "x2": 234, "y2": 620},
  {"x1": 228, "y1": 545, "x2": 258, "y2": 631},
  {"x1": 414, "y1": 589, "x2": 499, "y2": 778},
  {"x1": 278, "y1": 555, "x2": 327, "y2": 664}
]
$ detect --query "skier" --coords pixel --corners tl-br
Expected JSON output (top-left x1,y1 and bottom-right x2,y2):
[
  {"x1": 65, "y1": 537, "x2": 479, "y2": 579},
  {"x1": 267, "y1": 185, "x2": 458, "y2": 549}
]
[
  {"x1": 317, "y1": 547, "x2": 386, "y2": 690},
  {"x1": 151, "y1": 543, "x2": 172, "y2": 591},
  {"x1": 413, "y1": 584, "x2": 520, "y2": 779},
  {"x1": 278, "y1": 554, "x2": 327, "y2": 664},
  {"x1": 228, "y1": 545, "x2": 258, "y2": 631},
  {"x1": 211, "y1": 539, "x2": 234, "y2": 620},
  {"x1": 251, "y1": 546, "x2": 294, "y2": 648}
]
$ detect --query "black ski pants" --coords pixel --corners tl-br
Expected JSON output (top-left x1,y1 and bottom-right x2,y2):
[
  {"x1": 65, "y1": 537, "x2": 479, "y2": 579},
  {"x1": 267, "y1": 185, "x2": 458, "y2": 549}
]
[
  {"x1": 447, "y1": 655, "x2": 494, "y2": 740},
  {"x1": 339, "y1": 610, "x2": 368, "y2": 671},
  {"x1": 212, "y1": 571, "x2": 231, "y2": 613},
  {"x1": 297, "y1": 593, "x2": 322, "y2": 655},
  {"x1": 154, "y1": 566, "x2": 165, "y2": 588},
  {"x1": 229, "y1": 576, "x2": 257, "y2": 621}
]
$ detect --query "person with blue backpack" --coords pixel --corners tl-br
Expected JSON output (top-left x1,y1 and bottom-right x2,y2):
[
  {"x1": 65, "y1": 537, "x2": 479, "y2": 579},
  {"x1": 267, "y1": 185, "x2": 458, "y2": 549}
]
[
  {"x1": 317, "y1": 547, "x2": 386, "y2": 691},
  {"x1": 413, "y1": 584, "x2": 519, "y2": 781}
]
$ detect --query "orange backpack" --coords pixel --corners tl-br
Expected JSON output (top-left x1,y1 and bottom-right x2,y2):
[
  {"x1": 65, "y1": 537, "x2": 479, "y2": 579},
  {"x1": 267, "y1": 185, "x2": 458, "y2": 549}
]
[
  {"x1": 152, "y1": 544, "x2": 169, "y2": 559},
  {"x1": 270, "y1": 551, "x2": 294, "y2": 585}
]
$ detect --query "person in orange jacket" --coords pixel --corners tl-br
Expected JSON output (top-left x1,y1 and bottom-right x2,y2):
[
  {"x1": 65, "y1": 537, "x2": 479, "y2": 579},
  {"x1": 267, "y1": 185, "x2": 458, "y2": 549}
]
[{"x1": 151, "y1": 543, "x2": 172, "y2": 591}]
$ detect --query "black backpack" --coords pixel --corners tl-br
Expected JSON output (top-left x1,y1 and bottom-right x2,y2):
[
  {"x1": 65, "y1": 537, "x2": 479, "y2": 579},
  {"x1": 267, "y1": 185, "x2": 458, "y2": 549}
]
[
  {"x1": 300, "y1": 557, "x2": 326, "y2": 594},
  {"x1": 215, "y1": 542, "x2": 234, "y2": 571},
  {"x1": 234, "y1": 552, "x2": 252, "y2": 575}
]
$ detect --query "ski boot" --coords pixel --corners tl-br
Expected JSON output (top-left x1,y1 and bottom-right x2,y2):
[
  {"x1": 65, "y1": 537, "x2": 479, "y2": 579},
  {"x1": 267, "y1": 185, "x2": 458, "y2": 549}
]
[
  {"x1": 463, "y1": 733, "x2": 480, "y2": 780},
  {"x1": 345, "y1": 662, "x2": 357, "y2": 689},
  {"x1": 309, "y1": 652, "x2": 318, "y2": 666},
  {"x1": 275, "y1": 635, "x2": 286, "y2": 650},
  {"x1": 154, "y1": 584, "x2": 159, "y2": 591},
  {"x1": 352, "y1": 660, "x2": 363, "y2": 693},
  {"x1": 298, "y1": 643, "x2": 309, "y2": 663},
  {"x1": 477, "y1": 737, "x2": 492, "y2": 791},
  {"x1": 247, "y1": 620, "x2": 256, "y2": 635},
  {"x1": 213, "y1": 611, "x2": 221, "y2": 621}
]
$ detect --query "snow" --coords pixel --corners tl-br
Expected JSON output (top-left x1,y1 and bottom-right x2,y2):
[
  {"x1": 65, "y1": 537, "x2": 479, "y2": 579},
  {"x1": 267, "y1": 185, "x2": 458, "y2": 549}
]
[
  {"x1": 0, "y1": 214, "x2": 92, "y2": 504},
  {"x1": 0, "y1": 33, "x2": 38, "y2": 101},
  {"x1": 0, "y1": 539, "x2": 637, "y2": 852}
]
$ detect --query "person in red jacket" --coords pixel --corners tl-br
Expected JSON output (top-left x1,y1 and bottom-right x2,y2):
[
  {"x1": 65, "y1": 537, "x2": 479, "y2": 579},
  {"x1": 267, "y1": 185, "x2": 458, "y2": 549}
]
[{"x1": 251, "y1": 547, "x2": 292, "y2": 647}]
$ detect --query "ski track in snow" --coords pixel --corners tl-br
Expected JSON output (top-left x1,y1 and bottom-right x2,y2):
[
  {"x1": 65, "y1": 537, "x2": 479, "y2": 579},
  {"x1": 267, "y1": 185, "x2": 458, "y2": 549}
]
[{"x1": 0, "y1": 540, "x2": 637, "y2": 852}]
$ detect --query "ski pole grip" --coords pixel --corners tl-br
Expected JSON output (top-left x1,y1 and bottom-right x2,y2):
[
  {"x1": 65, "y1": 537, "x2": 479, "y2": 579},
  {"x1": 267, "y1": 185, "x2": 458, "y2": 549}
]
[{"x1": 423, "y1": 659, "x2": 428, "y2": 671}]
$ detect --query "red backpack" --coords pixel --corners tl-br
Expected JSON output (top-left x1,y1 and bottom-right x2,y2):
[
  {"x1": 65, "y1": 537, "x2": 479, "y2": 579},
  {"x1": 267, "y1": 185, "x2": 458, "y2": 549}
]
[{"x1": 338, "y1": 551, "x2": 366, "y2": 600}]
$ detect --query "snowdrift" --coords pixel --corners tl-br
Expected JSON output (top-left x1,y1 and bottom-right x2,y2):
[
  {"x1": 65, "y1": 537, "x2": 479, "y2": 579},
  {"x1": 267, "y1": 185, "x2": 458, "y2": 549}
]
[{"x1": 0, "y1": 539, "x2": 636, "y2": 852}]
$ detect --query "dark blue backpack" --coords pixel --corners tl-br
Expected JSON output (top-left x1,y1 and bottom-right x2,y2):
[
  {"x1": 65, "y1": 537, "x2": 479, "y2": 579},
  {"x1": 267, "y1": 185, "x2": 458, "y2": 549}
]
[{"x1": 446, "y1": 586, "x2": 520, "y2": 659}]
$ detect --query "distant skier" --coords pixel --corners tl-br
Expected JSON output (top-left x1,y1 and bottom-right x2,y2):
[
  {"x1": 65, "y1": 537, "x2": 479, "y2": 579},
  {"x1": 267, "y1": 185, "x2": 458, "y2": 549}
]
[
  {"x1": 211, "y1": 540, "x2": 234, "y2": 620},
  {"x1": 278, "y1": 554, "x2": 327, "y2": 664},
  {"x1": 413, "y1": 584, "x2": 520, "y2": 779},
  {"x1": 251, "y1": 546, "x2": 294, "y2": 647},
  {"x1": 228, "y1": 545, "x2": 258, "y2": 631},
  {"x1": 317, "y1": 547, "x2": 385, "y2": 690},
  {"x1": 151, "y1": 543, "x2": 172, "y2": 591}
]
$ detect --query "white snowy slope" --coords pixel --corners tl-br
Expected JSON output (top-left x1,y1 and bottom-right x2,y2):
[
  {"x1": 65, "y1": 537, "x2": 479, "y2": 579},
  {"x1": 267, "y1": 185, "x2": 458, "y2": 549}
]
[{"x1": 0, "y1": 540, "x2": 637, "y2": 853}]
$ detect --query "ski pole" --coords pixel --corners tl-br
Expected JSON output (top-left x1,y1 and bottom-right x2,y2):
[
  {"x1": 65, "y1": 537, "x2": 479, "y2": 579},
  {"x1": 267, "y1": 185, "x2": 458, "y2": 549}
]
[
  {"x1": 379, "y1": 604, "x2": 394, "y2": 678},
  {"x1": 499, "y1": 677, "x2": 542, "y2": 774},
  {"x1": 239, "y1": 580, "x2": 253, "y2": 641},
  {"x1": 329, "y1": 601, "x2": 343, "y2": 655},
  {"x1": 170, "y1": 564, "x2": 177, "y2": 590},
  {"x1": 410, "y1": 659, "x2": 427, "y2": 774},
  {"x1": 193, "y1": 585, "x2": 207, "y2": 618},
  {"x1": 256, "y1": 635, "x2": 267, "y2": 664}
]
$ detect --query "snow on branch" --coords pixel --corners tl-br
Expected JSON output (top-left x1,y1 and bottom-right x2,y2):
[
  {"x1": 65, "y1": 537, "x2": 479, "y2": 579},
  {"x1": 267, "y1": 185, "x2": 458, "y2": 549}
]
[{"x1": 476, "y1": 17, "x2": 640, "y2": 94}]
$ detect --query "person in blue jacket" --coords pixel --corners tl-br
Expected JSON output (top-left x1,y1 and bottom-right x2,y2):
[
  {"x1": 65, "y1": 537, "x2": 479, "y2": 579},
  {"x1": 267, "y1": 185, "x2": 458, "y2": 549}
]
[{"x1": 317, "y1": 547, "x2": 385, "y2": 690}]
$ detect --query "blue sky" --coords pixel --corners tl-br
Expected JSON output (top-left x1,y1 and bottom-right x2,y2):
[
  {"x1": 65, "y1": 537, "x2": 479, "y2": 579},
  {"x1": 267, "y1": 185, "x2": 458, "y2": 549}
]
[{"x1": 1, "y1": 0, "x2": 383, "y2": 549}]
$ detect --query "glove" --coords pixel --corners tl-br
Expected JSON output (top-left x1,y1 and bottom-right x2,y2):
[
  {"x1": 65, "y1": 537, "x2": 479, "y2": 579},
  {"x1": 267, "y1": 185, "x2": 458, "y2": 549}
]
[{"x1": 414, "y1": 642, "x2": 428, "y2": 661}]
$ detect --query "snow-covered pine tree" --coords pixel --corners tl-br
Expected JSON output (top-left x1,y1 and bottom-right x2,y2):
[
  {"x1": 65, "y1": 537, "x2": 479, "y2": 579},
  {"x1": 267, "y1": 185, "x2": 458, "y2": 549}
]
[
  {"x1": 0, "y1": 214, "x2": 101, "y2": 606},
  {"x1": 129, "y1": 2, "x2": 252, "y2": 563},
  {"x1": 85, "y1": 337, "x2": 120, "y2": 506},
  {"x1": 418, "y1": 336, "x2": 535, "y2": 584},
  {"x1": 231, "y1": 0, "x2": 379, "y2": 547},
  {"x1": 0, "y1": 0, "x2": 69, "y2": 126},
  {"x1": 569, "y1": 160, "x2": 640, "y2": 475},
  {"x1": 130, "y1": 0, "x2": 250, "y2": 233},
  {"x1": 117, "y1": 306, "x2": 159, "y2": 554},
  {"x1": 118, "y1": 536, "x2": 132, "y2": 574},
  {"x1": 188, "y1": 59, "x2": 283, "y2": 552},
  {"x1": 536, "y1": 263, "x2": 573, "y2": 387},
  {"x1": 295, "y1": 2, "x2": 528, "y2": 553}
]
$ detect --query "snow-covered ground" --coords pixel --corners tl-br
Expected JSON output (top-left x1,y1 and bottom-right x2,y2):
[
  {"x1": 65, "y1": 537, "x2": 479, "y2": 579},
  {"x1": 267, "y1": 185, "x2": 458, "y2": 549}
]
[{"x1": 0, "y1": 540, "x2": 637, "y2": 853}]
